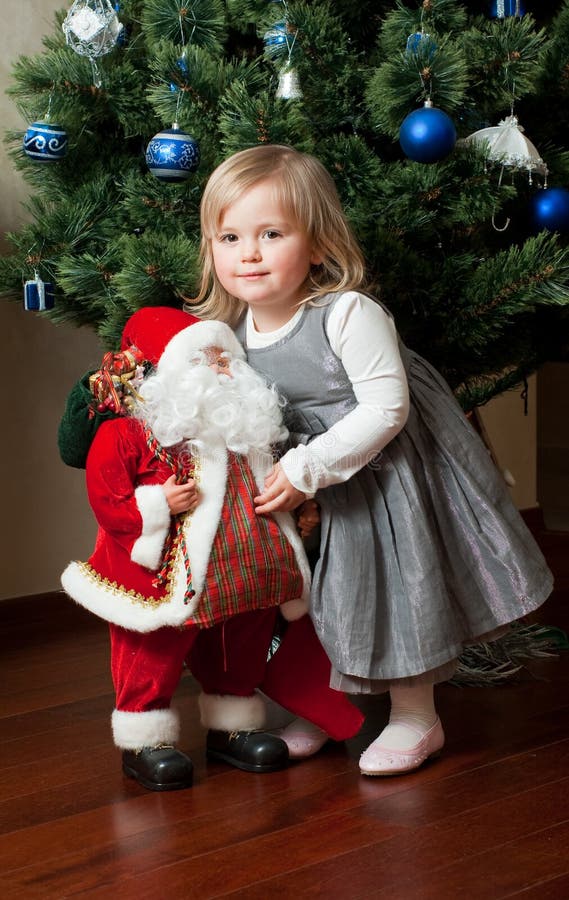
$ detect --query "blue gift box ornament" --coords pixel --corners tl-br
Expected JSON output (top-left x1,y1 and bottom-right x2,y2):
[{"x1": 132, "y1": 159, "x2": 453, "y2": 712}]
[
  {"x1": 23, "y1": 121, "x2": 68, "y2": 162},
  {"x1": 490, "y1": 0, "x2": 525, "y2": 17},
  {"x1": 24, "y1": 273, "x2": 55, "y2": 311}
]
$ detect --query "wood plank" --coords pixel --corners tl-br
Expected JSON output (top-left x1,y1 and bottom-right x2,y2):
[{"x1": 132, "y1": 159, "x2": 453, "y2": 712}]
[
  {"x1": 0, "y1": 522, "x2": 568, "y2": 899},
  {"x1": 4, "y1": 737, "x2": 569, "y2": 896}
]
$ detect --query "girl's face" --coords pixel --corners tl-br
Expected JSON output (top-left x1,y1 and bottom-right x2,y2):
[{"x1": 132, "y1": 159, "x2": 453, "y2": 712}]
[{"x1": 211, "y1": 180, "x2": 321, "y2": 331}]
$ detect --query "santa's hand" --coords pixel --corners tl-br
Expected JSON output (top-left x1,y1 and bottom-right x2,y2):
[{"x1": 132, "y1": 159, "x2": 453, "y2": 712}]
[
  {"x1": 162, "y1": 474, "x2": 199, "y2": 515},
  {"x1": 254, "y1": 463, "x2": 306, "y2": 514}
]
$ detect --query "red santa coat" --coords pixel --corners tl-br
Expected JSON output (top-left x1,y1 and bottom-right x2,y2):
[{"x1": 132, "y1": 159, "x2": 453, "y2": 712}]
[{"x1": 61, "y1": 417, "x2": 311, "y2": 633}]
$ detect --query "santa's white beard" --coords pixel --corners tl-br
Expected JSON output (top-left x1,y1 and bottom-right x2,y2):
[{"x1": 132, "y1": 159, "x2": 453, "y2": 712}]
[{"x1": 133, "y1": 360, "x2": 288, "y2": 455}]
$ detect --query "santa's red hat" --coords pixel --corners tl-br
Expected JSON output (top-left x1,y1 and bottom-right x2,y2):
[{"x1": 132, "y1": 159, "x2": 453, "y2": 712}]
[
  {"x1": 120, "y1": 306, "x2": 199, "y2": 365},
  {"x1": 120, "y1": 307, "x2": 244, "y2": 371}
]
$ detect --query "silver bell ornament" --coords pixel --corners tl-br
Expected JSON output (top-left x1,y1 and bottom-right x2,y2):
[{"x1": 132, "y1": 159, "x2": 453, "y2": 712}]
[
  {"x1": 463, "y1": 114, "x2": 547, "y2": 184},
  {"x1": 62, "y1": 1, "x2": 123, "y2": 59},
  {"x1": 276, "y1": 64, "x2": 302, "y2": 100}
]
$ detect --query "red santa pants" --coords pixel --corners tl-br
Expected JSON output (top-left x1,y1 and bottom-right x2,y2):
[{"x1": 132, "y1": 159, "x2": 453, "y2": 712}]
[
  {"x1": 109, "y1": 610, "x2": 364, "y2": 750},
  {"x1": 110, "y1": 607, "x2": 277, "y2": 708}
]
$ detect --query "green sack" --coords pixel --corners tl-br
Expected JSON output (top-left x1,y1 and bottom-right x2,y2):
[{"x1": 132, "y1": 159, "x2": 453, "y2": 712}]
[{"x1": 58, "y1": 371, "x2": 119, "y2": 469}]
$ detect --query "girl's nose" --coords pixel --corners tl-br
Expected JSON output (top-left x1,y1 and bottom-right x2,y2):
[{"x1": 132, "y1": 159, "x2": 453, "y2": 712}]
[{"x1": 241, "y1": 240, "x2": 261, "y2": 262}]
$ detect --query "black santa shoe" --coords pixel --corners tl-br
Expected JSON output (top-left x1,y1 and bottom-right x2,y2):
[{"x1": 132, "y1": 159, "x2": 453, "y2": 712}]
[
  {"x1": 206, "y1": 729, "x2": 289, "y2": 772},
  {"x1": 122, "y1": 745, "x2": 194, "y2": 791}
]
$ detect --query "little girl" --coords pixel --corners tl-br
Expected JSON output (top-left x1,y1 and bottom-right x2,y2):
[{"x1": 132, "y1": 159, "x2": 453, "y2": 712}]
[{"x1": 186, "y1": 144, "x2": 554, "y2": 776}]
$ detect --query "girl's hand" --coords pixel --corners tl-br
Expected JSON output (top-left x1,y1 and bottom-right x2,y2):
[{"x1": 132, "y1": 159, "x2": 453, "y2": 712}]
[
  {"x1": 254, "y1": 463, "x2": 306, "y2": 514},
  {"x1": 296, "y1": 499, "x2": 320, "y2": 538},
  {"x1": 162, "y1": 474, "x2": 199, "y2": 515}
]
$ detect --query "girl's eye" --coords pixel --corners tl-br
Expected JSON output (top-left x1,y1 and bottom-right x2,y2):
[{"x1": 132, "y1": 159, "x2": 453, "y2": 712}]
[
  {"x1": 220, "y1": 233, "x2": 238, "y2": 243},
  {"x1": 263, "y1": 230, "x2": 281, "y2": 240}
]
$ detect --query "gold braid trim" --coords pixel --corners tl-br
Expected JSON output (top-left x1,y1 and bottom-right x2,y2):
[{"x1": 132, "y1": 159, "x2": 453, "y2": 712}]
[
  {"x1": 76, "y1": 559, "x2": 181, "y2": 609},
  {"x1": 76, "y1": 445, "x2": 203, "y2": 610}
]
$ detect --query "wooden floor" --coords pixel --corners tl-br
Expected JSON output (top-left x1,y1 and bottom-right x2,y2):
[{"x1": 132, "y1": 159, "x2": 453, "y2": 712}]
[{"x1": 2, "y1": 521, "x2": 569, "y2": 899}]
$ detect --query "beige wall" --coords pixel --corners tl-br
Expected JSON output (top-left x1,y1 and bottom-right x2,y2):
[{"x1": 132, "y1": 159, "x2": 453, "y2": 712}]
[
  {"x1": 1, "y1": 1, "x2": 101, "y2": 600},
  {"x1": 0, "y1": 304, "x2": 101, "y2": 599},
  {"x1": 0, "y1": 2, "x2": 66, "y2": 239},
  {"x1": 537, "y1": 362, "x2": 569, "y2": 531},
  {"x1": 478, "y1": 376, "x2": 538, "y2": 511},
  {"x1": 0, "y1": 2, "x2": 543, "y2": 601}
]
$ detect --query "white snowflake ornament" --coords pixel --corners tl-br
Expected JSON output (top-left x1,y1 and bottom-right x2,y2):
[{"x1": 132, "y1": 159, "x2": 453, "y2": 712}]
[{"x1": 62, "y1": 0, "x2": 123, "y2": 59}]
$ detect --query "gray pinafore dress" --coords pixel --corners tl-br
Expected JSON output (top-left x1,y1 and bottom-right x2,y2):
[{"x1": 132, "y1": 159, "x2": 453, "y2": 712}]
[{"x1": 237, "y1": 295, "x2": 553, "y2": 691}]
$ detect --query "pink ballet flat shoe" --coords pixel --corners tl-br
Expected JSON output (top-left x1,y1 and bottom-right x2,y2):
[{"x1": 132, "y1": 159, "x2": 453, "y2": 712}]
[
  {"x1": 274, "y1": 720, "x2": 330, "y2": 759},
  {"x1": 359, "y1": 717, "x2": 445, "y2": 776}
]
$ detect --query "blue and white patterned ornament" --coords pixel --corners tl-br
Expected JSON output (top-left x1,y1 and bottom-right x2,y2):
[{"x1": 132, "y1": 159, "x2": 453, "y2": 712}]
[
  {"x1": 490, "y1": 0, "x2": 525, "y2": 17},
  {"x1": 23, "y1": 121, "x2": 68, "y2": 162},
  {"x1": 145, "y1": 124, "x2": 200, "y2": 182},
  {"x1": 399, "y1": 101, "x2": 456, "y2": 164},
  {"x1": 24, "y1": 273, "x2": 55, "y2": 311}
]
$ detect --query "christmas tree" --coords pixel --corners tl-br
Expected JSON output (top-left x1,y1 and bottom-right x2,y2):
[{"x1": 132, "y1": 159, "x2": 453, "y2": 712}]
[
  {"x1": 2, "y1": 0, "x2": 568, "y2": 680},
  {"x1": 1, "y1": 0, "x2": 569, "y2": 410}
]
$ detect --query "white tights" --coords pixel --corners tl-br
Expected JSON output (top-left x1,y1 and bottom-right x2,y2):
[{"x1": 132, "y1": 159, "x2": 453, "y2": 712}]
[{"x1": 377, "y1": 683, "x2": 438, "y2": 750}]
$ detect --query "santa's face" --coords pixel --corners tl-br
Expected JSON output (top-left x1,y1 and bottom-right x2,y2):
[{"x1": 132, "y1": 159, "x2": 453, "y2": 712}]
[
  {"x1": 203, "y1": 345, "x2": 233, "y2": 378},
  {"x1": 136, "y1": 344, "x2": 287, "y2": 454}
]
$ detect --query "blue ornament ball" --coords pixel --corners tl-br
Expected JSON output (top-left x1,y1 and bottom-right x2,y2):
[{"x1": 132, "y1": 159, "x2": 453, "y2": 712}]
[
  {"x1": 405, "y1": 32, "x2": 437, "y2": 60},
  {"x1": 263, "y1": 20, "x2": 288, "y2": 54},
  {"x1": 531, "y1": 187, "x2": 569, "y2": 233},
  {"x1": 23, "y1": 121, "x2": 68, "y2": 163},
  {"x1": 145, "y1": 126, "x2": 200, "y2": 182},
  {"x1": 169, "y1": 56, "x2": 189, "y2": 93},
  {"x1": 399, "y1": 105, "x2": 456, "y2": 164}
]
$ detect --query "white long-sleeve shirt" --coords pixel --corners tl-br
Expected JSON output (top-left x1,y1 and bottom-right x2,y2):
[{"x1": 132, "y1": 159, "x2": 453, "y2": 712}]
[{"x1": 245, "y1": 291, "x2": 410, "y2": 496}]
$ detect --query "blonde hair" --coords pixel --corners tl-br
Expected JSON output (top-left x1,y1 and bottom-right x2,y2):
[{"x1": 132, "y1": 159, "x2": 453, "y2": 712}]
[{"x1": 184, "y1": 144, "x2": 367, "y2": 326}]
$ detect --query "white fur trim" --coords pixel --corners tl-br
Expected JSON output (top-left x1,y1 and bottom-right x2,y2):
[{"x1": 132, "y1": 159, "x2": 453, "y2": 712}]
[
  {"x1": 111, "y1": 707, "x2": 180, "y2": 749},
  {"x1": 248, "y1": 450, "x2": 312, "y2": 607},
  {"x1": 60, "y1": 561, "x2": 183, "y2": 632},
  {"x1": 131, "y1": 484, "x2": 171, "y2": 570},
  {"x1": 60, "y1": 444, "x2": 309, "y2": 633},
  {"x1": 166, "y1": 443, "x2": 229, "y2": 619},
  {"x1": 198, "y1": 692, "x2": 266, "y2": 731},
  {"x1": 60, "y1": 445, "x2": 229, "y2": 631},
  {"x1": 160, "y1": 321, "x2": 246, "y2": 376}
]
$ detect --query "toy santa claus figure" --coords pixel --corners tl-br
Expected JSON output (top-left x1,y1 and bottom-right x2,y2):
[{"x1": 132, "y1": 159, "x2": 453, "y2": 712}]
[{"x1": 61, "y1": 309, "x2": 363, "y2": 791}]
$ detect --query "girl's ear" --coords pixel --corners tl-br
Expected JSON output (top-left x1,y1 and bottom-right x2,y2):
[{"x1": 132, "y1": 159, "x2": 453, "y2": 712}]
[{"x1": 310, "y1": 245, "x2": 324, "y2": 265}]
